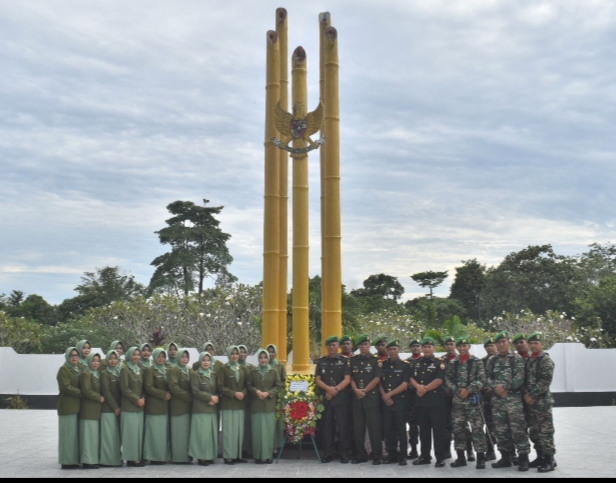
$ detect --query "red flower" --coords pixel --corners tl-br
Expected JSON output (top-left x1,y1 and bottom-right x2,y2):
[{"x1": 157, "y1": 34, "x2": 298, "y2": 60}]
[{"x1": 289, "y1": 401, "x2": 310, "y2": 421}]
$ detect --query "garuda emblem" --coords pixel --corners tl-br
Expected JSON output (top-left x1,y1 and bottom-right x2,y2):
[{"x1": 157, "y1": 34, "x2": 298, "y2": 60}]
[{"x1": 272, "y1": 101, "x2": 326, "y2": 156}]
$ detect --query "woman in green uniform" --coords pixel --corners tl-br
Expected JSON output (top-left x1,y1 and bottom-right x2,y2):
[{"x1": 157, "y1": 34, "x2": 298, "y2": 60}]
[
  {"x1": 189, "y1": 352, "x2": 220, "y2": 465},
  {"x1": 57, "y1": 346, "x2": 82, "y2": 469},
  {"x1": 266, "y1": 344, "x2": 286, "y2": 451},
  {"x1": 79, "y1": 352, "x2": 104, "y2": 469},
  {"x1": 217, "y1": 345, "x2": 248, "y2": 465},
  {"x1": 100, "y1": 349, "x2": 122, "y2": 467},
  {"x1": 144, "y1": 348, "x2": 171, "y2": 465},
  {"x1": 120, "y1": 346, "x2": 146, "y2": 467},
  {"x1": 166, "y1": 342, "x2": 179, "y2": 368},
  {"x1": 139, "y1": 343, "x2": 153, "y2": 370},
  {"x1": 76, "y1": 339, "x2": 92, "y2": 370},
  {"x1": 238, "y1": 344, "x2": 255, "y2": 458},
  {"x1": 168, "y1": 348, "x2": 193, "y2": 464},
  {"x1": 247, "y1": 349, "x2": 281, "y2": 464}
]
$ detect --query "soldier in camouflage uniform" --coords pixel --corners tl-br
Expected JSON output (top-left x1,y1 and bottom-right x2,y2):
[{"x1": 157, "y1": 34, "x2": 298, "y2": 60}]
[
  {"x1": 444, "y1": 337, "x2": 488, "y2": 469},
  {"x1": 440, "y1": 336, "x2": 457, "y2": 460},
  {"x1": 523, "y1": 332, "x2": 557, "y2": 473},
  {"x1": 405, "y1": 338, "x2": 422, "y2": 460},
  {"x1": 486, "y1": 331, "x2": 531, "y2": 472},
  {"x1": 480, "y1": 337, "x2": 498, "y2": 461}
]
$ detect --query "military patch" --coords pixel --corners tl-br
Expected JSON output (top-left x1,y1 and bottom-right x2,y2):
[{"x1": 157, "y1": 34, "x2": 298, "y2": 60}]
[
  {"x1": 440, "y1": 363, "x2": 446, "y2": 370},
  {"x1": 377, "y1": 360, "x2": 383, "y2": 368}
]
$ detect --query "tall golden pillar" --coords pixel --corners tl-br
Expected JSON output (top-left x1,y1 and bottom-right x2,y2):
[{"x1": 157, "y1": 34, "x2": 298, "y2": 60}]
[
  {"x1": 276, "y1": 8, "x2": 289, "y2": 365},
  {"x1": 321, "y1": 25, "x2": 342, "y2": 351},
  {"x1": 261, "y1": 30, "x2": 281, "y2": 349}
]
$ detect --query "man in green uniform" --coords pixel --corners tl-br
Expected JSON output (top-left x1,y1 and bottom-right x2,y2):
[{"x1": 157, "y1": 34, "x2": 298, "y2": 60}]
[
  {"x1": 411, "y1": 337, "x2": 447, "y2": 468},
  {"x1": 486, "y1": 331, "x2": 531, "y2": 471},
  {"x1": 445, "y1": 337, "x2": 488, "y2": 469},
  {"x1": 524, "y1": 332, "x2": 557, "y2": 473},
  {"x1": 405, "y1": 338, "x2": 422, "y2": 459},
  {"x1": 350, "y1": 334, "x2": 383, "y2": 465},
  {"x1": 480, "y1": 336, "x2": 498, "y2": 461},
  {"x1": 513, "y1": 333, "x2": 530, "y2": 360},
  {"x1": 379, "y1": 340, "x2": 411, "y2": 465},
  {"x1": 315, "y1": 335, "x2": 352, "y2": 463}
]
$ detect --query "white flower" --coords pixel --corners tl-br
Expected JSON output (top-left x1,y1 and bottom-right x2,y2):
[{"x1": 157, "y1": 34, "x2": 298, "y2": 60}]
[
  {"x1": 559, "y1": 315, "x2": 564, "y2": 319},
  {"x1": 590, "y1": 337, "x2": 597, "y2": 342},
  {"x1": 113, "y1": 316, "x2": 118, "y2": 320},
  {"x1": 566, "y1": 336, "x2": 573, "y2": 341}
]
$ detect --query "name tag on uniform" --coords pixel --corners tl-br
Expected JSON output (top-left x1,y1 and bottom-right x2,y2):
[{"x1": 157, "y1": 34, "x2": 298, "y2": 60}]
[
  {"x1": 428, "y1": 364, "x2": 436, "y2": 370},
  {"x1": 364, "y1": 366, "x2": 373, "y2": 372}
]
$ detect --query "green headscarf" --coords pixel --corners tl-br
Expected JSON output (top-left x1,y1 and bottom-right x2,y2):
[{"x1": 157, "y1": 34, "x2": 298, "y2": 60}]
[
  {"x1": 124, "y1": 347, "x2": 141, "y2": 375},
  {"x1": 237, "y1": 344, "x2": 250, "y2": 366},
  {"x1": 257, "y1": 348, "x2": 272, "y2": 376},
  {"x1": 266, "y1": 343, "x2": 280, "y2": 366},
  {"x1": 64, "y1": 346, "x2": 81, "y2": 374},
  {"x1": 151, "y1": 348, "x2": 167, "y2": 380},
  {"x1": 105, "y1": 350, "x2": 121, "y2": 378},
  {"x1": 86, "y1": 352, "x2": 101, "y2": 379},
  {"x1": 76, "y1": 339, "x2": 91, "y2": 366},
  {"x1": 226, "y1": 345, "x2": 240, "y2": 381},
  {"x1": 176, "y1": 349, "x2": 191, "y2": 376},
  {"x1": 197, "y1": 351, "x2": 213, "y2": 378},
  {"x1": 109, "y1": 340, "x2": 123, "y2": 353},
  {"x1": 139, "y1": 343, "x2": 152, "y2": 368},
  {"x1": 166, "y1": 342, "x2": 179, "y2": 367}
]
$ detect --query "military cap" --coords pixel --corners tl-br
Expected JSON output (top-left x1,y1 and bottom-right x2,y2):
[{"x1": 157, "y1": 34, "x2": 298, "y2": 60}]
[
  {"x1": 373, "y1": 336, "x2": 388, "y2": 346},
  {"x1": 356, "y1": 334, "x2": 370, "y2": 345},
  {"x1": 420, "y1": 337, "x2": 436, "y2": 346},
  {"x1": 443, "y1": 335, "x2": 456, "y2": 344},
  {"x1": 484, "y1": 336, "x2": 496, "y2": 347},
  {"x1": 408, "y1": 338, "x2": 421, "y2": 347},
  {"x1": 386, "y1": 339, "x2": 400, "y2": 348},
  {"x1": 527, "y1": 332, "x2": 543, "y2": 343},
  {"x1": 512, "y1": 333, "x2": 527, "y2": 343},
  {"x1": 324, "y1": 335, "x2": 339, "y2": 345},
  {"x1": 494, "y1": 331, "x2": 509, "y2": 342},
  {"x1": 455, "y1": 336, "x2": 470, "y2": 346},
  {"x1": 339, "y1": 335, "x2": 352, "y2": 344}
]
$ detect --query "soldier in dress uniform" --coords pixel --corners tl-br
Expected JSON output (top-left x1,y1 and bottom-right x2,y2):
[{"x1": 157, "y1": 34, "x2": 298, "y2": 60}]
[
  {"x1": 480, "y1": 337, "x2": 498, "y2": 461},
  {"x1": 444, "y1": 337, "x2": 488, "y2": 469},
  {"x1": 315, "y1": 335, "x2": 352, "y2": 463},
  {"x1": 524, "y1": 332, "x2": 557, "y2": 473},
  {"x1": 374, "y1": 336, "x2": 388, "y2": 362},
  {"x1": 379, "y1": 340, "x2": 411, "y2": 465},
  {"x1": 405, "y1": 338, "x2": 422, "y2": 460},
  {"x1": 486, "y1": 331, "x2": 531, "y2": 472},
  {"x1": 339, "y1": 335, "x2": 356, "y2": 460},
  {"x1": 411, "y1": 337, "x2": 447, "y2": 468},
  {"x1": 340, "y1": 335, "x2": 354, "y2": 358},
  {"x1": 350, "y1": 334, "x2": 383, "y2": 465}
]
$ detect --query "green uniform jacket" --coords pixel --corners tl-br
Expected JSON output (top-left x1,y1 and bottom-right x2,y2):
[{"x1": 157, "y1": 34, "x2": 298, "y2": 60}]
[
  {"x1": 120, "y1": 366, "x2": 144, "y2": 413},
  {"x1": 168, "y1": 367, "x2": 193, "y2": 417},
  {"x1": 444, "y1": 355, "x2": 486, "y2": 402},
  {"x1": 79, "y1": 371, "x2": 103, "y2": 420},
  {"x1": 486, "y1": 350, "x2": 526, "y2": 394},
  {"x1": 350, "y1": 353, "x2": 383, "y2": 409},
  {"x1": 524, "y1": 352, "x2": 555, "y2": 403},
  {"x1": 247, "y1": 368, "x2": 281, "y2": 414},
  {"x1": 190, "y1": 371, "x2": 218, "y2": 414},
  {"x1": 100, "y1": 370, "x2": 121, "y2": 413},
  {"x1": 57, "y1": 365, "x2": 82, "y2": 416},
  {"x1": 217, "y1": 364, "x2": 248, "y2": 411},
  {"x1": 144, "y1": 366, "x2": 170, "y2": 416}
]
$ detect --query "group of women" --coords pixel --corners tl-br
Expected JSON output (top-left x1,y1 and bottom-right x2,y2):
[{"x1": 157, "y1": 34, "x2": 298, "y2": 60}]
[{"x1": 56, "y1": 339, "x2": 287, "y2": 469}]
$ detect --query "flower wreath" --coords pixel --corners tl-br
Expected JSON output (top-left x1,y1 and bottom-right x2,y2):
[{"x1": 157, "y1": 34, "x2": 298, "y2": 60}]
[{"x1": 276, "y1": 374, "x2": 325, "y2": 444}]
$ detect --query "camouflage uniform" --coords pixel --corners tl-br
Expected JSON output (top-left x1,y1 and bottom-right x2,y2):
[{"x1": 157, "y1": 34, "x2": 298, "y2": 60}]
[
  {"x1": 480, "y1": 354, "x2": 497, "y2": 450},
  {"x1": 444, "y1": 355, "x2": 487, "y2": 454},
  {"x1": 486, "y1": 350, "x2": 530, "y2": 456},
  {"x1": 524, "y1": 352, "x2": 556, "y2": 456}
]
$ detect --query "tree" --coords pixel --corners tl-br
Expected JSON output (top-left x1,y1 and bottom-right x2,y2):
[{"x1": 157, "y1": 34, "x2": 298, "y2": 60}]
[
  {"x1": 449, "y1": 259, "x2": 486, "y2": 323},
  {"x1": 574, "y1": 276, "x2": 616, "y2": 339},
  {"x1": 350, "y1": 274, "x2": 405, "y2": 301},
  {"x1": 148, "y1": 199, "x2": 235, "y2": 296},
  {"x1": 577, "y1": 243, "x2": 616, "y2": 287},
  {"x1": 410, "y1": 271, "x2": 449, "y2": 298}
]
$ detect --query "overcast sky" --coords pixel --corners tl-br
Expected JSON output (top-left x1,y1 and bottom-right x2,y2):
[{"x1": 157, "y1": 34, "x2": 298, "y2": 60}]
[{"x1": 1, "y1": 0, "x2": 615, "y2": 305}]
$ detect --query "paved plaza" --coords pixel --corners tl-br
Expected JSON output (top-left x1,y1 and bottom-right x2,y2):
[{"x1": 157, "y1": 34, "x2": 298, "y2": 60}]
[{"x1": 0, "y1": 406, "x2": 613, "y2": 478}]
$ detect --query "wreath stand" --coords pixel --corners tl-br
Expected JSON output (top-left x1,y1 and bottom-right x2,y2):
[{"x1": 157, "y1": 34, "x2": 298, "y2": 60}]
[{"x1": 275, "y1": 432, "x2": 321, "y2": 463}]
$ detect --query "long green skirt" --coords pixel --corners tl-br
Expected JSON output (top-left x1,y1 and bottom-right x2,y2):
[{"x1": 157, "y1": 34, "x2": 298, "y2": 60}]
[
  {"x1": 188, "y1": 413, "x2": 218, "y2": 461},
  {"x1": 274, "y1": 417, "x2": 285, "y2": 449},
  {"x1": 121, "y1": 411, "x2": 144, "y2": 461},
  {"x1": 79, "y1": 419, "x2": 100, "y2": 464},
  {"x1": 170, "y1": 414, "x2": 191, "y2": 463},
  {"x1": 100, "y1": 413, "x2": 122, "y2": 466},
  {"x1": 243, "y1": 410, "x2": 252, "y2": 454},
  {"x1": 144, "y1": 414, "x2": 170, "y2": 462},
  {"x1": 58, "y1": 414, "x2": 79, "y2": 466},
  {"x1": 222, "y1": 409, "x2": 245, "y2": 459},
  {"x1": 251, "y1": 411, "x2": 276, "y2": 460}
]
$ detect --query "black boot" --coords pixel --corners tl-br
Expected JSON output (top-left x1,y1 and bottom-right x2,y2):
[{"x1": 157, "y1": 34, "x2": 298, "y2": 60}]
[
  {"x1": 538, "y1": 454, "x2": 555, "y2": 473},
  {"x1": 518, "y1": 453, "x2": 529, "y2": 472},
  {"x1": 529, "y1": 451, "x2": 543, "y2": 468},
  {"x1": 450, "y1": 450, "x2": 467, "y2": 468},
  {"x1": 491, "y1": 451, "x2": 512, "y2": 468},
  {"x1": 476, "y1": 452, "x2": 486, "y2": 469},
  {"x1": 511, "y1": 449, "x2": 519, "y2": 466},
  {"x1": 485, "y1": 445, "x2": 497, "y2": 461}
]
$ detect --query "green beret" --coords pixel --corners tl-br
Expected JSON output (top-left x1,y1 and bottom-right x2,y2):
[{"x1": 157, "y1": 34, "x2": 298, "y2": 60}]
[
  {"x1": 455, "y1": 337, "x2": 470, "y2": 346},
  {"x1": 527, "y1": 332, "x2": 543, "y2": 343},
  {"x1": 408, "y1": 338, "x2": 421, "y2": 347},
  {"x1": 512, "y1": 333, "x2": 527, "y2": 343},
  {"x1": 386, "y1": 339, "x2": 400, "y2": 348},
  {"x1": 339, "y1": 335, "x2": 352, "y2": 344},
  {"x1": 356, "y1": 334, "x2": 370, "y2": 345},
  {"x1": 421, "y1": 337, "x2": 436, "y2": 346},
  {"x1": 443, "y1": 335, "x2": 456, "y2": 344},
  {"x1": 484, "y1": 337, "x2": 496, "y2": 347},
  {"x1": 325, "y1": 335, "x2": 339, "y2": 345},
  {"x1": 494, "y1": 331, "x2": 509, "y2": 343},
  {"x1": 373, "y1": 336, "x2": 388, "y2": 346}
]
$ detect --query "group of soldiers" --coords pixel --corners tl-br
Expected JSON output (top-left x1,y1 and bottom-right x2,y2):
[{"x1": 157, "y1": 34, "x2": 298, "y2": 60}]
[{"x1": 313, "y1": 331, "x2": 557, "y2": 473}]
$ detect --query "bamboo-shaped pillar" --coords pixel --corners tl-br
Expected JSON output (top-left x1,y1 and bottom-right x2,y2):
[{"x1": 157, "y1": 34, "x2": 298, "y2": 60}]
[
  {"x1": 321, "y1": 24, "x2": 342, "y2": 351},
  {"x1": 261, "y1": 30, "x2": 281, "y2": 350},
  {"x1": 291, "y1": 46, "x2": 311, "y2": 372},
  {"x1": 276, "y1": 8, "x2": 289, "y2": 365}
]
